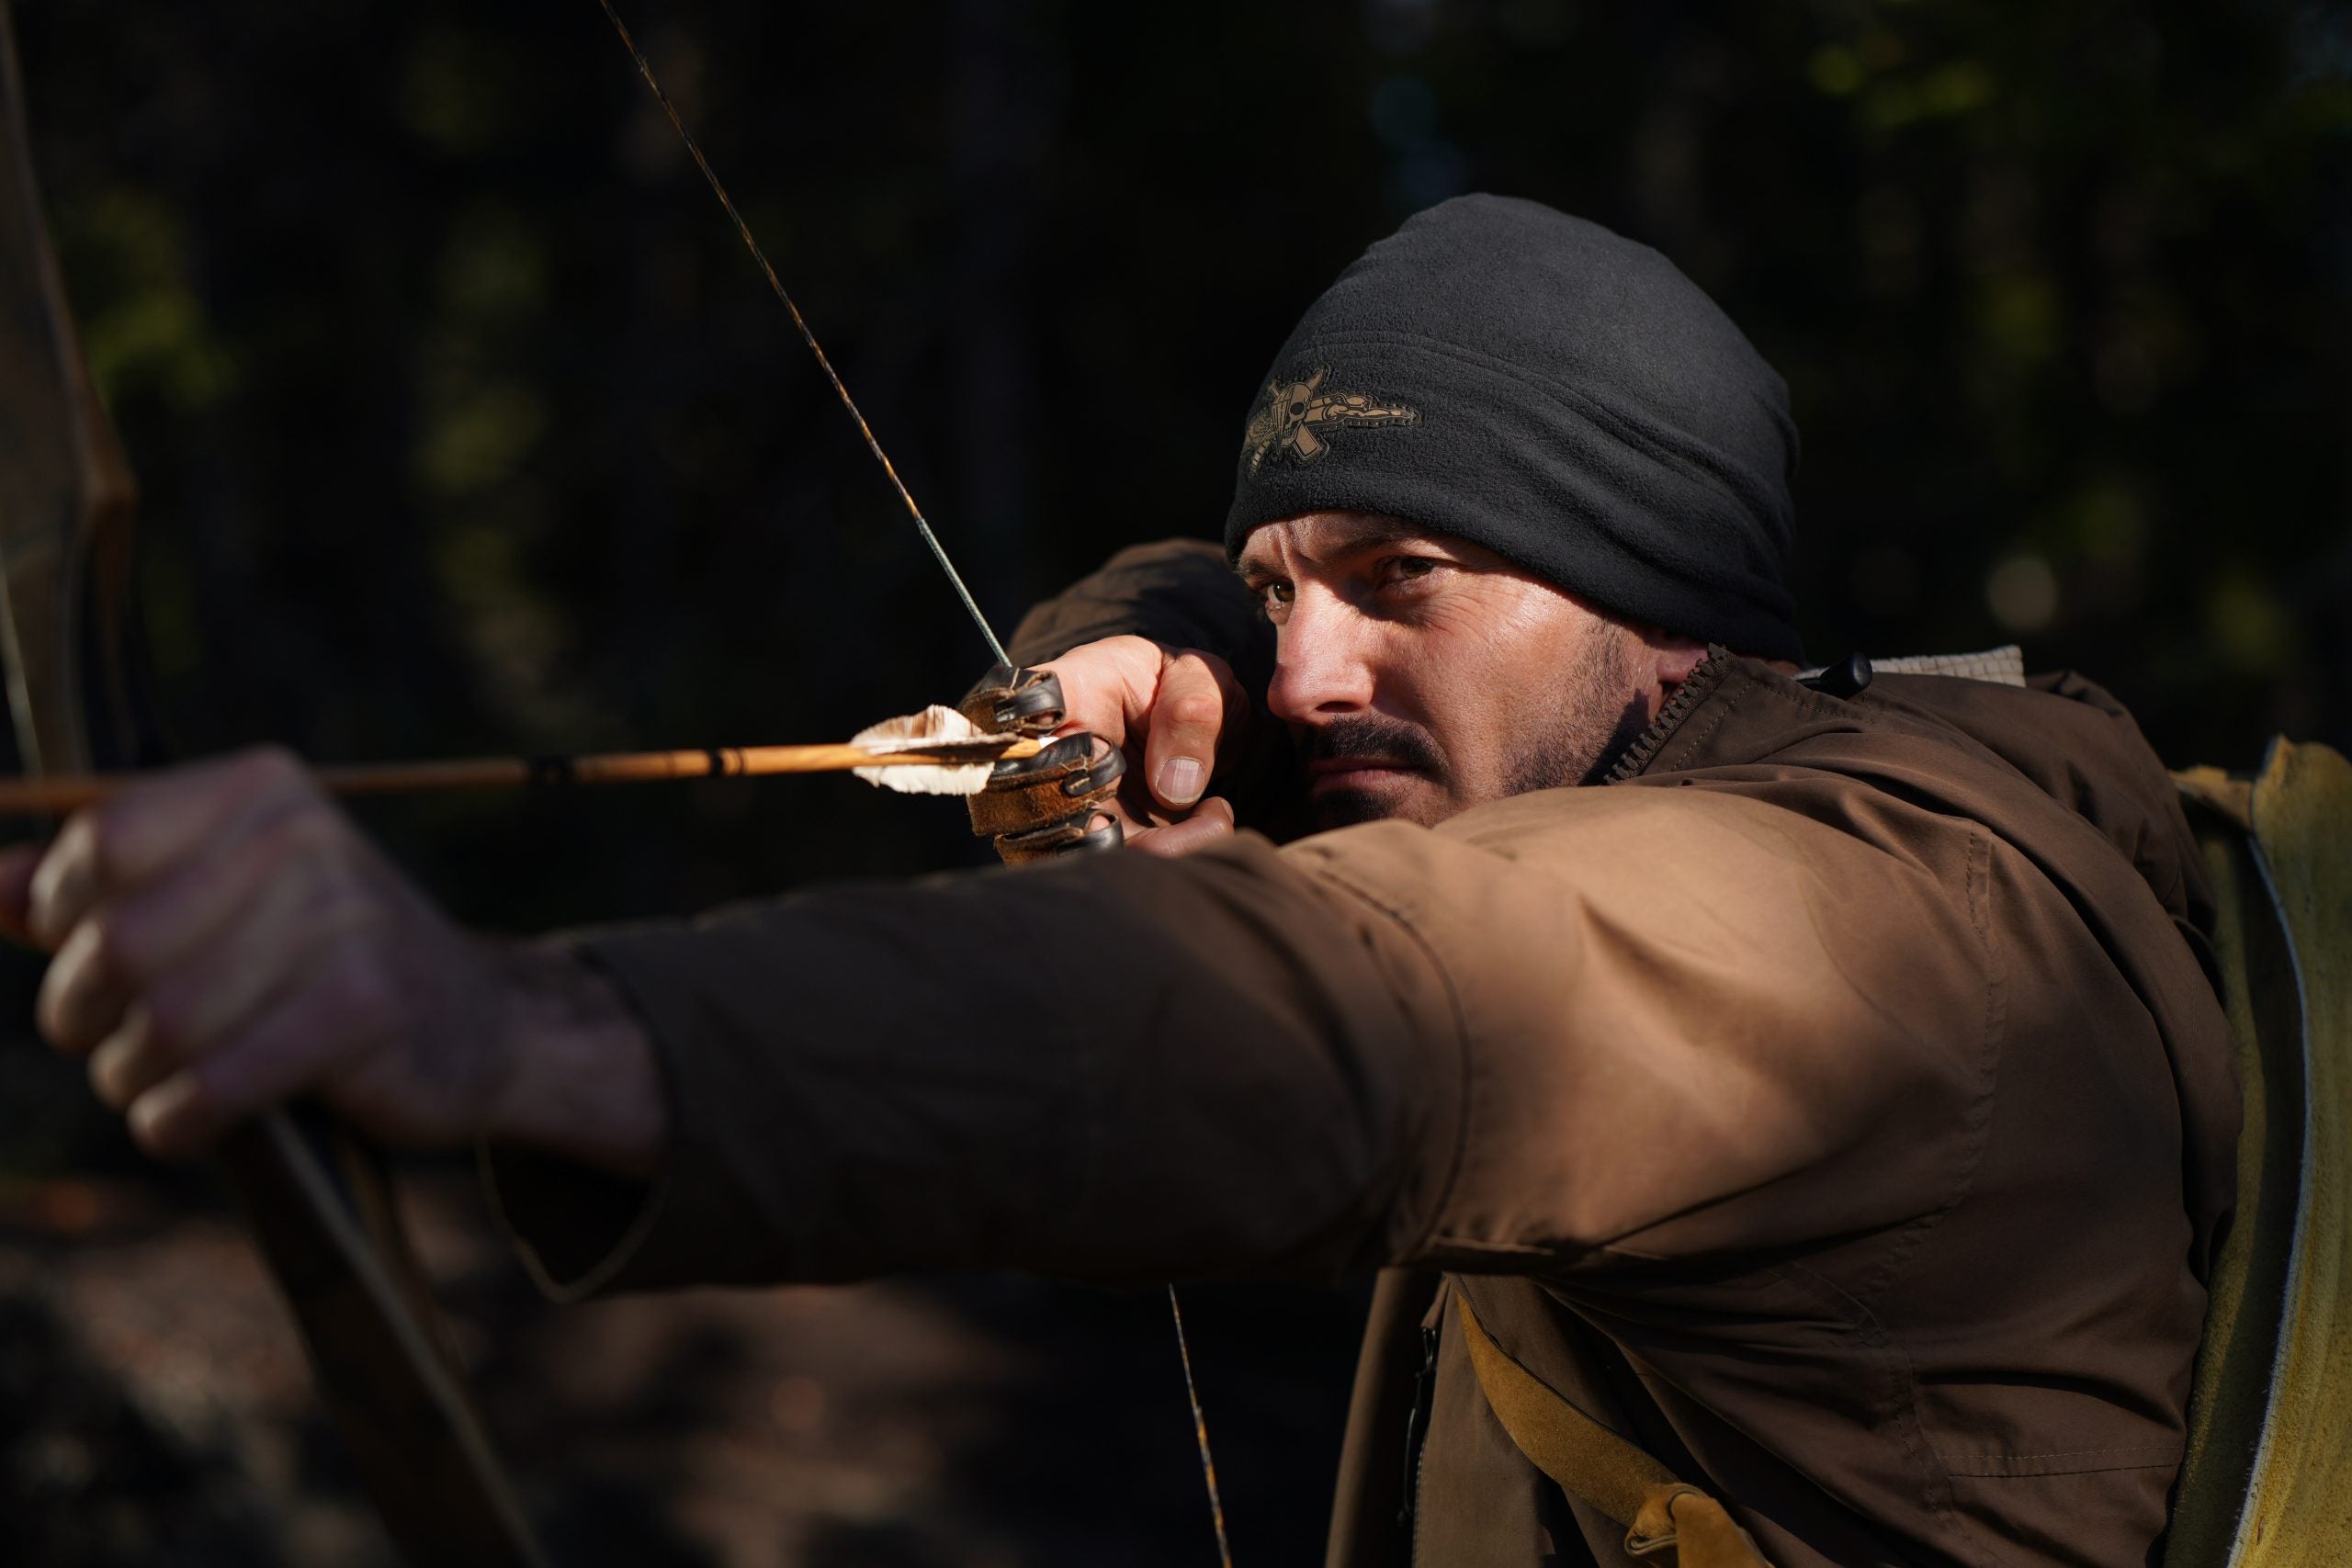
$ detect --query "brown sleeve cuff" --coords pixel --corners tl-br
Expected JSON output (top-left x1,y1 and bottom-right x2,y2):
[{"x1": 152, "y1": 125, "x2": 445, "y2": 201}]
[
  {"x1": 479, "y1": 1141, "x2": 667, "y2": 1303},
  {"x1": 481, "y1": 920, "x2": 813, "y2": 1295},
  {"x1": 475, "y1": 937, "x2": 696, "y2": 1300}
]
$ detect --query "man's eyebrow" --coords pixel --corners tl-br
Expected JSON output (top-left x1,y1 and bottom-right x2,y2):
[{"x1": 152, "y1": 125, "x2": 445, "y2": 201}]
[
  {"x1": 1237, "y1": 517, "x2": 1430, "y2": 583},
  {"x1": 1233, "y1": 544, "x2": 1283, "y2": 582},
  {"x1": 1322, "y1": 518, "x2": 1422, "y2": 552}
]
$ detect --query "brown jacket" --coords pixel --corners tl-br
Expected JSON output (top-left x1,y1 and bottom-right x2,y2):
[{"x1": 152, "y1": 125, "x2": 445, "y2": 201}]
[{"x1": 501, "y1": 540, "x2": 2236, "y2": 1567}]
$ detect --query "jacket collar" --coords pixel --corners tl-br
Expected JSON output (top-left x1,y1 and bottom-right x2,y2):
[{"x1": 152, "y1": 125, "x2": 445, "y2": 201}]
[{"x1": 1600, "y1": 646, "x2": 1743, "y2": 785}]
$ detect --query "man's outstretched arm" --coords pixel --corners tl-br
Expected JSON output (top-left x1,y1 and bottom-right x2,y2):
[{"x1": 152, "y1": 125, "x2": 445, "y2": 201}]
[
  {"x1": 0, "y1": 741, "x2": 1457, "y2": 1288},
  {"x1": 5, "y1": 733, "x2": 1989, "y2": 1303}
]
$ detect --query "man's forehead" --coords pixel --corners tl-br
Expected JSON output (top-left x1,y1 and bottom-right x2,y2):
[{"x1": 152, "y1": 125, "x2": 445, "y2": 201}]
[{"x1": 1235, "y1": 511, "x2": 1443, "y2": 574}]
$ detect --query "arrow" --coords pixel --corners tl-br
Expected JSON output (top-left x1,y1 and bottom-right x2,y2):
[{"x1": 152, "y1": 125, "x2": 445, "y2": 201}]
[{"x1": 0, "y1": 726, "x2": 1046, "y2": 815}]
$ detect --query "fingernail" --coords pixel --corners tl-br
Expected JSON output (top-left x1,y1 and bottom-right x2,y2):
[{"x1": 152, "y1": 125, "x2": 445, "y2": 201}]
[
  {"x1": 129, "y1": 1073, "x2": 202, "y2": 1157},
  {"x1": 89, "y1": 1032, "x2": 136, "y2": 1108},
  {"x1": 1158, "y1": 757, "x2": 1205, "y2": 806}
]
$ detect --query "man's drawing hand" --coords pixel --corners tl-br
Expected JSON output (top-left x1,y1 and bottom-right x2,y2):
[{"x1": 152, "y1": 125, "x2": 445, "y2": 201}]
[{"x1": 1035, "y1": 636, "x2": 1246, "y2": 857}]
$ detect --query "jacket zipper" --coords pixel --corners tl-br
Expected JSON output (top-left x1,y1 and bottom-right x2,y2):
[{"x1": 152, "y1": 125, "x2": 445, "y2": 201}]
[
  {"x1": 1398, "y1": 1321, "x2": 1440, "y2": 1551},
  {"x1": 1602, "y1": 645, "x2": 1734, "y2": 784}
]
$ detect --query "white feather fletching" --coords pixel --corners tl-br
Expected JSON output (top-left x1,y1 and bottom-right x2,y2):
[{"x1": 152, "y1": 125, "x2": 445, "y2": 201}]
[{"x1": 850, "y1": 705, "x2": 1007, "y2": 795}]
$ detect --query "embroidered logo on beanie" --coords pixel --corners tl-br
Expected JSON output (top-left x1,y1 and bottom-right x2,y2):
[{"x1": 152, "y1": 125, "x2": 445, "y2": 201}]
[{"x1": 1240, "y1": 367, "x2": 1419, "y2": 474}]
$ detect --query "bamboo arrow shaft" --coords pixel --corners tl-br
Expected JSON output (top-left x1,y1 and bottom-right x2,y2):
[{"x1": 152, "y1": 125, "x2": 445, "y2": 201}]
[{"x1": 0, "y1": 735, "x2": 1045, "y2": 815}]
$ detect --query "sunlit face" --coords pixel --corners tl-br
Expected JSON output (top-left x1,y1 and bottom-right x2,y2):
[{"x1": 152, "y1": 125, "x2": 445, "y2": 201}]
[{"x1": 1237, "y1": 511, "x2": 1667, "y2": 830}]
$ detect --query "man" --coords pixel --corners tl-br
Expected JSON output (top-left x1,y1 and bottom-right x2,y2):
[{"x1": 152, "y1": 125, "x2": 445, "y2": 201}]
[{"x1": 2, "y1": 196, "x2": 2233, "y2": 1565}]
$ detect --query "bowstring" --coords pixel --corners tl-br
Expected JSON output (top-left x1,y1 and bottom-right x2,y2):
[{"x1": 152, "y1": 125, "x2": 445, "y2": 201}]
[
  {"x1": 1168, "y1": 1283, "x2": 1234, "y2": 1567},
  {"x1": 590, "y1": 9, "x2": 1233, "y2": 1565},
  {"x1": 593, "y1": 0, "x2": 1008, "y2": 671}
]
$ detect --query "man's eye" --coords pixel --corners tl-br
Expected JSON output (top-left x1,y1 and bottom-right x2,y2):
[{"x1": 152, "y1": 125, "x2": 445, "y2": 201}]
[
  {"x1": 1379, "y1": 557, "x2": 1443, "y2": 587},
  {"x1": 1252, "y1": 581, "x2": 1294, "y2": 615}
]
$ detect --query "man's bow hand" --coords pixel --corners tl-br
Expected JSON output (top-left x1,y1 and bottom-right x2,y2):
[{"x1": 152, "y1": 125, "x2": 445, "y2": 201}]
[
  {"x1": 1034, "y1": 636, "x2": 1247, "y2": 857},
  {"x1": 0, "y1": 749, "x2": 662, "y2": 1172}
]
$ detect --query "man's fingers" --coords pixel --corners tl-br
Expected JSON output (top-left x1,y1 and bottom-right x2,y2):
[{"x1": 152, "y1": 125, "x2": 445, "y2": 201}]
[
  {"x1": 1147, "y1": 648, "x2": 1247, "y2": 809},
  {"x1": 1033, "y1": 636, "x2": 1170, "y2": 750},
  {"x1": 124, "y1": 948, "x2": 397, "y2": 1160},
  {"x1": 79, "y1": 890, "x2": 342, "y2": 1110},
  {"x1": 27, "y1": 748, "x2": 317, "y2": 949},
  {"x1": 108, "y1": 960, "x2": 355, "y2": 1159},
  {"x1": 35, "y1": 798, "x2": 349, "y2": 1058},
  {"x1": 1033, "y1": 637, "x2": 1247, "y2": 830},
  {"x1": 38, "y1": 917, "x2": 137, "y2": 1055},
  {"x1": 124, "y1": 1070, "x2": 217, "y2": 1162},
  {"x1": 0, "y1": 843, "x2": 44, "y2": 946},
  {"x1": 1128, "y1": 795, "x2": 1237, "y2": 859},
  {"x1": 89, "y1": 801, "x2": 334, "y2": 1015},
  {"x1": 87, "y1": 1008, "x2": 172, "y2": 1111},
  {"x1": 27, "y1": 813, "x2": 104, "y2": 950},
  {"x1": 141, "y1": 900, "x2": 359, "y2": 1077}
]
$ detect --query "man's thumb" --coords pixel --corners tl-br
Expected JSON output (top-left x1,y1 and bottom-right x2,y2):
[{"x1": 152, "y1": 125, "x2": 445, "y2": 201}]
[{"x1": 1148, "y1": 649, "x2": 1243, "y2": 809}]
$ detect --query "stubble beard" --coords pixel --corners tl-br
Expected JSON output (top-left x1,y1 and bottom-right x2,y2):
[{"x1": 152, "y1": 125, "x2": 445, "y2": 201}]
[
  {"x1": 1306, "y1": 622, "x2": 1648, "y2": 830},
  {"x1": 1501, "y1": 620, "x2": 1648, "y2": 796},
  {"x1": 1303, "y1": 715, "x2": 1446, "y2": 829}
]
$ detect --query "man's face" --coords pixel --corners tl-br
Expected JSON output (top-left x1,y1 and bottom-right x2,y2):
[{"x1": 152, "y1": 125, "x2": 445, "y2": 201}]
[{"x1": 1238, "y1": 511, "x2": 1665, "y2": 831}]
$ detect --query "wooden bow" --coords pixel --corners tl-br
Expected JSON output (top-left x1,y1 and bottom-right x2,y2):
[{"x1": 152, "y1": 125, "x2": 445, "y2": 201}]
[{"x1": 0, "y1": 7, "x2": 549, "y2": 1563}]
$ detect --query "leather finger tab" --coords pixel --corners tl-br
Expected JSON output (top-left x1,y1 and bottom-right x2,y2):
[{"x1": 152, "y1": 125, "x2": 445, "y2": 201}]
[
  {"x1": 966, "y1": 731, "x2": 1125, "y2": 864},
  {"x1": 959, "y1": 664, "x2": 1067, "y2": 736}
]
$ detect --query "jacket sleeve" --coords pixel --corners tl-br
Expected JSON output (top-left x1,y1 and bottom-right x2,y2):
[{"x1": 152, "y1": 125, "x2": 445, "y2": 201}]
[
  {"x1": 491, "y1": 784, "x2": 1996, "y2": 1297},
  {"x1": 1001, "y1": 536, "x2": 1266, "y2": 669},
  {"x1": 993, "y1": 537, "x2": 1307, "y2": 840}
]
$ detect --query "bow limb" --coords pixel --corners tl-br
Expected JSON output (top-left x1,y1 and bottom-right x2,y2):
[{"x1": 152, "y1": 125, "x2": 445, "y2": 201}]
[
  {"x1": 0, "y1": 15, "x2": 130, "y2": 774},
  {"x1": 0, "y1": 10, "x2": 548, "y2": 1565}
]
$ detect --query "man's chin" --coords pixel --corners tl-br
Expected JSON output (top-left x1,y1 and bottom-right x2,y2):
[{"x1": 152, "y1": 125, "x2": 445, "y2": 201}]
[
  {"x1": 1306, "y1": 775, "x2": 1449, "y2": 830},
  {"x1": 1310, "y1": 789, "x2": 1398, "y2": 829}
]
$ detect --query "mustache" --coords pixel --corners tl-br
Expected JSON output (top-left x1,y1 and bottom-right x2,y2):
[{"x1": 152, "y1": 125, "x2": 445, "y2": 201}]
[{"x1": 1298, "y1": 716, "x2": 1444, "y2": 775}]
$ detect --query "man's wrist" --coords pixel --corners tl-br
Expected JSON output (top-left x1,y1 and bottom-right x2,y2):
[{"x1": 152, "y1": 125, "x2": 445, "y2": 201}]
[{"x1": 483, "y1": 940, "x2": 667, "y2": 1178}]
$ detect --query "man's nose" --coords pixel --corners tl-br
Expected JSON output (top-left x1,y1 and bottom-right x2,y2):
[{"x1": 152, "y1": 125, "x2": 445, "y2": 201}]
[{"x1": 1266, "y1": 594, "x2": 1378, "y2": 723}]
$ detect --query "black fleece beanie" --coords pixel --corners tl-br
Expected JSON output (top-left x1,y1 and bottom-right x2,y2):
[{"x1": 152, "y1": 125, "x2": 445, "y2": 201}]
[{"x1": 1224, "y1": 195, "x2": 1804, "y2": 663}]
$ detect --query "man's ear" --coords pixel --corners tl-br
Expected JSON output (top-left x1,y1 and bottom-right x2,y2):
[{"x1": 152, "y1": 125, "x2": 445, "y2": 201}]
[{"x1": 1645, "y1": 637, "x2": 1711, "y2": 691}]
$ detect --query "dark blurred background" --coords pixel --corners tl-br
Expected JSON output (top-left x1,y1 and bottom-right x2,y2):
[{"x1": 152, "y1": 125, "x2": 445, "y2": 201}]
[{"x1": 3, "y1": 0, "x2": 2347, "y2": 1563}]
